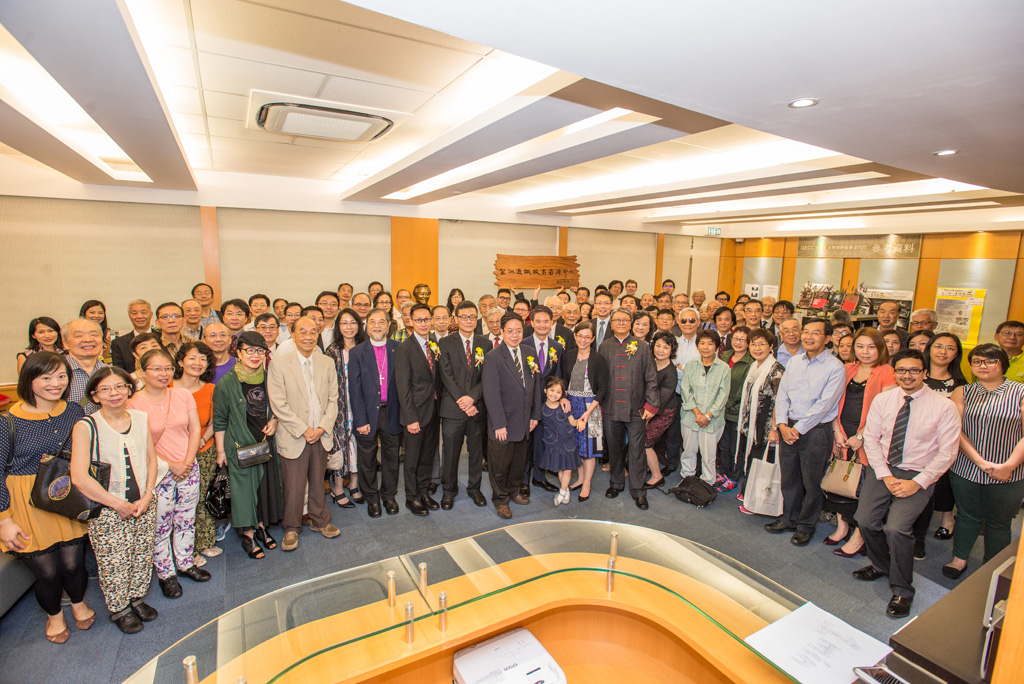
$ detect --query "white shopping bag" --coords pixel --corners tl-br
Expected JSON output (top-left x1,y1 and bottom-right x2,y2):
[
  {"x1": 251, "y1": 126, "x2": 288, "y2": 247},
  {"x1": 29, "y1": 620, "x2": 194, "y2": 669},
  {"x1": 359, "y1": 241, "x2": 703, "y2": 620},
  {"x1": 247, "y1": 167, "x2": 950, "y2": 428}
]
[{"x1": 743, "y1": 445, "x2": 783, "y2": 516}]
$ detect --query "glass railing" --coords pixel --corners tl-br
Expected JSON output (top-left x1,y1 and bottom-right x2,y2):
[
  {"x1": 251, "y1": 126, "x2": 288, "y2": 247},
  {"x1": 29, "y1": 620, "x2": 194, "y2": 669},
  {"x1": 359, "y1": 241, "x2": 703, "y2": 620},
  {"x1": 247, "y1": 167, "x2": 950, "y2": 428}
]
[{"x1": 123, "y1": 520, "x2": 805, "y2": 684}]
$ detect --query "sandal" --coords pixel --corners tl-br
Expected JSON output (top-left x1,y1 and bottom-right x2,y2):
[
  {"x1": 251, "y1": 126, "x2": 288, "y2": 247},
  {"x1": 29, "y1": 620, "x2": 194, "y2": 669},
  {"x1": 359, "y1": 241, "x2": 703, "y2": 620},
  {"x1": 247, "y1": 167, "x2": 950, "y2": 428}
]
[
  {"x1": 255, "y1": 527, "x2": 277, "y2": 550},
  {"x1": 331, "y1": 492, "x2": 356, "y2": 509},
  {"x1": 193, "y1": 554, "x2": 208, "y2": 567},
  {"x1": 349, "y1": 486, "x2": 365, "y2": 504},
  {"x1": 241, "y1": 535, "x2": 265, "y2": 560}
]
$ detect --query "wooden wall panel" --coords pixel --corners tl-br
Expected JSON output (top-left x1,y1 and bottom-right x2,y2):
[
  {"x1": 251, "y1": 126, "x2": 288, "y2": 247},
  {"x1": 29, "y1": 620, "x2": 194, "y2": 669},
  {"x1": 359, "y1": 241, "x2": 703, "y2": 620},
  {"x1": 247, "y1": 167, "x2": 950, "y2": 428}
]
[
  {"x1": 391, "y1": 217, "x2": 439, "y2": 300},
  {"x1": 200, "y1": 206, "x2": 222, "y2": 308},
  {"x1": 558, "y1": 225, "x2": 568, "y2": 256},
  {"x1": 840, "y1": 258, "x2": 860, "y2": 291},
  {"x1": 654, "y1": 233, "x2": 665, "y2": 292},
  {"x1": 914, "y1": 258, "x2": 942, "y2": 310}
]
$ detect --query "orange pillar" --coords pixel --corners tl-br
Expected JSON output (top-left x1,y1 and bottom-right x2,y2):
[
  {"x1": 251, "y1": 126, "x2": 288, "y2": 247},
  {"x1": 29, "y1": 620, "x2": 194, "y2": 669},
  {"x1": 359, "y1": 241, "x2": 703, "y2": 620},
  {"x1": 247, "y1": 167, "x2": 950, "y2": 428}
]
[
  {"x1": 840, "y1": 258, "x2": 860, "y2": 292},
  {"x1": 199, "y1": 206, "x2": 222, "y2": 308},
  {"x1": 390, "y1": 217, "x2": 439, "y2": 301},
  {"x1": 779, "y1": 238, "x2": 798, "y2": 302},
  {"x1": 654, "y1": 233, "x2": 665, "y2": 293},
  {"x1": 558, "y1": 226, "x2": 568, "y2": 256}
]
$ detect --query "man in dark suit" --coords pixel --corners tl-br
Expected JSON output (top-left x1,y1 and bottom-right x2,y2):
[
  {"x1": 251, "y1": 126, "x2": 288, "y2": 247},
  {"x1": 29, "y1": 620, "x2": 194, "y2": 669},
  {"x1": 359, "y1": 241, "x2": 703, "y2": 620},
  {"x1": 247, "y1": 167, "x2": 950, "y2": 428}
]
[
  {"x1": 525, "y1": 296, "x2": 576, "y2": 352},
  {"x1": 474, "y1": 294, "x2": 497, "y2": 336},
  {"x1": 394, "y1": 303, "x2": 442, "y2": 516},
  {"x1": 438, "y1": 301, "x2": 491, "y2": 509},
  {"x1": 349, "y1": 309, "x2": 403, "y2": 518},
  {"x1": 482, "y1": 311, "x2": 542, "y2": 519},
  {"x1": 520, "y1": 305, "x2": 563, "y2": 493},
  {"x1": 110, "y1": 299, "x2": 154, "y2": 371},
  {"x1": 599, "y1": 308, "x2": 660, "y2": 509}
]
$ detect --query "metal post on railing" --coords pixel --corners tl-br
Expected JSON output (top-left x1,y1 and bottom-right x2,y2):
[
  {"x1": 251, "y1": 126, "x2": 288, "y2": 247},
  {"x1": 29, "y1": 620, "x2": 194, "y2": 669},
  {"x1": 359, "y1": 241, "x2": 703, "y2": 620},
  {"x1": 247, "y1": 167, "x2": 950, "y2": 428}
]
[
  {"x1": 607, "y1": 556, "x2": 616, "y2": 593},
  {"x1": 438, "y1": 591, "x2": 448, "y2": 632},
  {"x1": 419, "y1": 562, "x2": 428, "y2": 595},
  {"x1": 610, "y1": 531, "x2": 619, "y2": 560},
  {"x1": 235, "y1": 678, "x2": 248, "y2": 684},
  {"x1": 182, "y1": 656, "x2": 199, "y2": 684},
  {"x1": 386, "y1": 570, "x2": 396, "y2": 608},
  {"x1": 404, "y1": 602, "x2": 415, "y2": 643}
]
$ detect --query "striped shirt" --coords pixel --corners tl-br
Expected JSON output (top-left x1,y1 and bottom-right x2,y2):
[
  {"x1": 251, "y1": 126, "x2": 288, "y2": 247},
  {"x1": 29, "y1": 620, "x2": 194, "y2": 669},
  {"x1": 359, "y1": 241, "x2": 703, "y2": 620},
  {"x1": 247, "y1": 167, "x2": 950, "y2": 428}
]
[{"x1": 950, "y1": 380, "x2": 1024, "y2": 484}]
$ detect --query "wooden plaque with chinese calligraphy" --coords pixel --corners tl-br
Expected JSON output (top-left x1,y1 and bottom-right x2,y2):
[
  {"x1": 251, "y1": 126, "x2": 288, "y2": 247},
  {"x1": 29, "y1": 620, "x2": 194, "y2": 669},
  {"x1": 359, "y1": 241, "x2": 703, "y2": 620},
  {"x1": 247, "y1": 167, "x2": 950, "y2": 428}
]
[{"x1": 493, "y1": 254, "x2": 580, "y2": 289}]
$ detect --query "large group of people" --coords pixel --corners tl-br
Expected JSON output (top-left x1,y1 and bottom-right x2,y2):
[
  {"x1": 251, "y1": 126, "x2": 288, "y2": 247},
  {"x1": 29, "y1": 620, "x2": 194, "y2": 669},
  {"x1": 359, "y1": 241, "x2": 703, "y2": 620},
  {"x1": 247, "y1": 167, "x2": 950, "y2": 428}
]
[{"x1": 2, "y1": 276, "x2": 1024, "y2": 643}]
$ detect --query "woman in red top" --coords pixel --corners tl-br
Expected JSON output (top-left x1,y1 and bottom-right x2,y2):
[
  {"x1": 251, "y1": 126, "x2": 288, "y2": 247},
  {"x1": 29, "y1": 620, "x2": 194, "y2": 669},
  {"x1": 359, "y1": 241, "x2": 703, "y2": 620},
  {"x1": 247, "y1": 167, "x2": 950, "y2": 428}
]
[
  {"x1": 173, "y1": 342, "x2": 221, "y2": 562},
  {"x1": 826, "y1": 328, "x2": 896, "y2": 557}
]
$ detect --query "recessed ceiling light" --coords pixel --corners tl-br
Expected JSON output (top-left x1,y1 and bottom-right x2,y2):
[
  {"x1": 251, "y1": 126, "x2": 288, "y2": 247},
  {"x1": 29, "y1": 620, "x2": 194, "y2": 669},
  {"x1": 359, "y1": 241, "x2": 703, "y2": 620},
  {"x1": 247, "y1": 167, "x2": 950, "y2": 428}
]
[
  {"x1": 787, "y1": 98, "x2": 819, "y2": 109},
  {"x1": 933, "y1": 149, "x2": 959, "y2": 156}
]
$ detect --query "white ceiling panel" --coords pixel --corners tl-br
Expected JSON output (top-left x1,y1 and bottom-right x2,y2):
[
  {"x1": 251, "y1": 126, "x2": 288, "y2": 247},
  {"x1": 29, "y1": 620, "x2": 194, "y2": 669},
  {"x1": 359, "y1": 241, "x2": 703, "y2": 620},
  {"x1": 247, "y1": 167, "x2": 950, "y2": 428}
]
[
  {"x1": 211, "y1": 161, "x2": 336, "y2": 179},
  {"x1": 316, "y1": 74, "x2": 433, "y2": 112},
  {"x1": 207, "y1": 116, "x2": 293, "y2": 144},
  {"x1": 162, "y1": 85, "x2": 204, "y2": 116},
  {"x1": 196, "y1": 51, "x2": 326, "y2": 98},
  {"x1": 122, "y1": 0, "x2": 192, "y2": 49},
  {"x1": 208, "y1": 136, "x2": 362, "y2": 163},
  {"x1": 168, "y1": 112, "x2": 207, "y2": 136},
  {"x1": 202, "y1": 91, "x2": 250, "y2": 120}
]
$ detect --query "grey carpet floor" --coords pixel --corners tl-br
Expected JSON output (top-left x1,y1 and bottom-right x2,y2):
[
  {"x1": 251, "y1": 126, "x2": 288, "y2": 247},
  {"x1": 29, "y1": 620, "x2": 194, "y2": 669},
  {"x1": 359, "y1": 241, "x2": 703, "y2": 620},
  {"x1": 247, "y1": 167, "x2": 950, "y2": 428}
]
[{"x1": 0, "y1": 461, "x2": 1015, "y2": 684}]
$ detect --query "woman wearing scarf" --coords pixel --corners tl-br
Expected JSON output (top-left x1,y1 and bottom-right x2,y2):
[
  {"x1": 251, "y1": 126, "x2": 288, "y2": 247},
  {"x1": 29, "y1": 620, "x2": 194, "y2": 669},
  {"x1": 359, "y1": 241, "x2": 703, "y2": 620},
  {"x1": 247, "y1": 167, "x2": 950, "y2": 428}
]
[
  {"x1": 212, "y1": 332, "x2": 284, "y2": 560},
  {"x1": 324, "y1": 308, "x2": 367, "y2": 507},
  {"x1": 736, "y1": 328, "x2": 786, "y2": 513}
]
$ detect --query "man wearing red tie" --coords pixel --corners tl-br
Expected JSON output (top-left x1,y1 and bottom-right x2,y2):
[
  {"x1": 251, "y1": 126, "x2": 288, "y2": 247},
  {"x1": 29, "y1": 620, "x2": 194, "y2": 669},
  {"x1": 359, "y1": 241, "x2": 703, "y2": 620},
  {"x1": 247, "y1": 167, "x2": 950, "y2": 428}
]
[
  {"x1": 438, "y1": 301, "x2": 491, "y2": 509},
  {"x1": 852, "y1": 349, "x2": 960, "y2": 618},
  {"x1": 395, "y1": 303, "x2": 442, "y2": 516}
]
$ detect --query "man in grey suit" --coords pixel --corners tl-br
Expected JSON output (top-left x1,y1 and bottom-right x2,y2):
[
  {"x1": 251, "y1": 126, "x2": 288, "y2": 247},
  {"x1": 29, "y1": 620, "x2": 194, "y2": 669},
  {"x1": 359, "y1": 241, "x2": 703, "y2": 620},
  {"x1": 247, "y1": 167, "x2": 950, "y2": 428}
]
[
  {"x1": 438, "y1": 301, "x2": 490, "y2": 509},
  {"x1": 482, "y1": 312, "x2": 541, "y2": 519},
  {"x1": 267, "y1": 317, "x2": 341, "y2": 551},
  {"x1": 599, "y1": 308, "x2": 660, "y2": 509}
]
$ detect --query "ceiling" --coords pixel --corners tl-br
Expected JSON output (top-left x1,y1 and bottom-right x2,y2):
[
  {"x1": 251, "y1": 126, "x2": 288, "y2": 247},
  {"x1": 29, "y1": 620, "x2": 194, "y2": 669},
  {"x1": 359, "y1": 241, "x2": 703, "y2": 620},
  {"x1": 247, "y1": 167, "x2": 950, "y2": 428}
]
[{"x1": 0, "y1": 0, "x2": 1021, "y2": 238}]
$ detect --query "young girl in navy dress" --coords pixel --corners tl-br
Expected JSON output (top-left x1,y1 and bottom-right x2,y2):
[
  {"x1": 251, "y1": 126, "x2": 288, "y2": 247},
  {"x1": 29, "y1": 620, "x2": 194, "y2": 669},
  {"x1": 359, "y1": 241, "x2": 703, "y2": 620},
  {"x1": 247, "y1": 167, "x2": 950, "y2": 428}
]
[{"x1": 537, "y1": 376, "x2": 582, "y2": 506}]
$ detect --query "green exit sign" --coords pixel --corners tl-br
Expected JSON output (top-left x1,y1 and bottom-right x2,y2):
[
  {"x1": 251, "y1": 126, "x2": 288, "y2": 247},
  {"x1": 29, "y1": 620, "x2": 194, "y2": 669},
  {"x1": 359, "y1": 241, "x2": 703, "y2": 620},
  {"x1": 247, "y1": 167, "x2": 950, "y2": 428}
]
[{"x1": 706, "y1": 226, "x2": 722, "y2": 236}]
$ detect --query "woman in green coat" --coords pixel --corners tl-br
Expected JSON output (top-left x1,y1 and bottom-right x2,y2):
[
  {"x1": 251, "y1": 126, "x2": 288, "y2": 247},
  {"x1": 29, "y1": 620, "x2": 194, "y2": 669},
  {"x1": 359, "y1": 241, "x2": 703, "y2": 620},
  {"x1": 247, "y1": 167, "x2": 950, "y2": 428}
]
[
  {"x1": 717, "y1": 325, "x2": 754, "y2": 492},
  {"x1": 213, "y1": 332, "x2": 284, "y2": 559}
]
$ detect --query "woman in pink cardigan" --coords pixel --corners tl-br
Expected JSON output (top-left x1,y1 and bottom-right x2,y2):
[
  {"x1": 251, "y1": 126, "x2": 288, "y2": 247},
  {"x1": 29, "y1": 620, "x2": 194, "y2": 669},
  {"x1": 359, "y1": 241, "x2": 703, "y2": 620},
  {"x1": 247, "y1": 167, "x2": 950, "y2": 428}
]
[{"x1": 825, "y1": 328, "x2": 897, "y2": 557}]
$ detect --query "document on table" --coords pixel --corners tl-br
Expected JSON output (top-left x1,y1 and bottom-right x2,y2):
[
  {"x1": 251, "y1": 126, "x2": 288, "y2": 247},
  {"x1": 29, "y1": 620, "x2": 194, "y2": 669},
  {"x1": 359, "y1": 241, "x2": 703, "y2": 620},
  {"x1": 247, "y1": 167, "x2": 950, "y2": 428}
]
[{"x1": 744, "y1": 603, "x2": 892, "y2": 684}]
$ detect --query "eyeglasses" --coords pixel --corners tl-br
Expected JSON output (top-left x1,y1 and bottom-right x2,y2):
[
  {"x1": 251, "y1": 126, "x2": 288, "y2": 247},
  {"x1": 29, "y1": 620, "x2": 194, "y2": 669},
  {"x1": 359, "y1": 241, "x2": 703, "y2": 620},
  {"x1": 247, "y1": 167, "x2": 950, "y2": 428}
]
[
  {"x1": 255, "y1": 325, "x2": 278, "y2": 332},
  {"x1": 931, "y1": 344, "x2": 958, "y2": 352},
  {"x1": 894, "y1": 368, "x2": 924, "y2": 376},
  {"x1": 457, "y1": 314, "x2": 476, "y2": 321},
  {"x1": 146, "y1": 366, "x2": 175, "y2": 373},
  {"x1": 970, "y1": 358, "x2": 1001, "y2": 368},
  {"x1": 239, "y1": 348, "x2": 266, "y2": 356},
  {"x1": 95, "y1": 383, "x2": 129, "y2": 395},
  {"x1": 411, "y1": 317, "x2": 431, "y2": 324},
  {"x1": 158, "y1": 314, "x2": 182, "y2": 320},
  {"x1": 680, "y1": 319, "x2": 697, "y2": 324},
  {"x1": 611, "y1": 318, "x2": 631, "y2": 325}
]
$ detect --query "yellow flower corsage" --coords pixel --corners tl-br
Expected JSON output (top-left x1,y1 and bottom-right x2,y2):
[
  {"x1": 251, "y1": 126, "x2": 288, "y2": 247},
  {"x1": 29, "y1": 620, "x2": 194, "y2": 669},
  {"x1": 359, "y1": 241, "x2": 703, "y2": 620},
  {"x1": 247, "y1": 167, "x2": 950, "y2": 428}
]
[
  {"x1": 556, "y1": 335, "x2": 565, "y2": 347},
  {"x1": 428, "y1": 341, "x2": 440, "y2": 358},
  {"x1": 526, "y1": 356, "x2": 540, "y2": 374},
  {"x1": 626, "y1": 341, "x2": 639, "y2": 357},
  {"x1": 474, "y1": 347, "x2": 485, "y2": 367},
  {"x1": 548, "y1": 346, "x2": 558, "y2": 365}
]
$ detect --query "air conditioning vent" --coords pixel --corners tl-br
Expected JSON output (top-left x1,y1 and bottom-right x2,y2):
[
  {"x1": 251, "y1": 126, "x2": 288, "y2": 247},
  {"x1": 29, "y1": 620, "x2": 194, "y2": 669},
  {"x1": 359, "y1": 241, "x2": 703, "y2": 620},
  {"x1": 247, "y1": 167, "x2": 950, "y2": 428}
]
[{"x1": 256, "y1": 102, "x2": 393, "y2": 142}]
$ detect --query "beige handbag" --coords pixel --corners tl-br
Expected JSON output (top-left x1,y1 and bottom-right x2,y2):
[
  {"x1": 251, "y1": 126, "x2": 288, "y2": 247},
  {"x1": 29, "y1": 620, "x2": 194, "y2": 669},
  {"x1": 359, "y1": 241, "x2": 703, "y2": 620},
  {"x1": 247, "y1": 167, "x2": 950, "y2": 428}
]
[{"x1": 821, "y1": 456, "x2": 862, "y2": 499}]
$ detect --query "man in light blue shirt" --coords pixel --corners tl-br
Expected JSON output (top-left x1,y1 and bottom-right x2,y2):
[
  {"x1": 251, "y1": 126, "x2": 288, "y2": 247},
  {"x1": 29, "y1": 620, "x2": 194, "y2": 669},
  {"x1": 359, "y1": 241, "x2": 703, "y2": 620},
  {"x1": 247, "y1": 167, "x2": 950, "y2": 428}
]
[
  {"x1": 673, "y1": 308, "x2": 702, "y2": 369},
  {"x1": 774, "y1": 318, "x2": 803, "y2": 368},
  {"x1": 765, "y1": 318, "x2": 846, "y2": 546}
]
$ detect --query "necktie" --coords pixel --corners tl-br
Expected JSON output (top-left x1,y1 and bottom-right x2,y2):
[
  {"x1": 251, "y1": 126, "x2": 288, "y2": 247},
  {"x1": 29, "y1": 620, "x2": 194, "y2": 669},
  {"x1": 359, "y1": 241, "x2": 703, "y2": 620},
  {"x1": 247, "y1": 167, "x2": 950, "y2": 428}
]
[
  {"x1": 887, "y1": 395, "x2": 913, "y2": 467},
  {"x1": 466, "y1": 338, "x2": 473, "y2": 369},
  {"x1": 424, "y1": 342, "x2": 434, "y2": 374},
  {"x1": 493, "y1": 337, "x2": 499, "y2": 349},
  {"x1": 539, "y1": 341, "x2": 546, "y2": 372},
  {"x1": 512, "y1": 348, "x2": 525, "y2": 385},
  {"x1": 598, "y1": 320, "x2": 607, "y2": 347}
]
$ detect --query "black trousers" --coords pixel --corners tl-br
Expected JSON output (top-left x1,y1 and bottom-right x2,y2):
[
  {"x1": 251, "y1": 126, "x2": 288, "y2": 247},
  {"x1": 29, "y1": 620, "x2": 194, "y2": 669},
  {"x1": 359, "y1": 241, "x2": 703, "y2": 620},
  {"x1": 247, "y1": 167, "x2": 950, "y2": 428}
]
[
  {"x1": 856, "y1": 465, "x2": 933, "y2": 599},
  {"x1": 717, "y1": 420, "x2": 741, "y2": 481},
  {"x1": 488, "y1": 437, "x2": 529, "y2": 506},
  {"x1": 657, "y1": 414, "x2": 682, "y2": 472},
  {"x1": 355, "y1": 404, "x2": 401, "y2": 505},
  {"x1": 779, "y1": 422, "x2": 833, "y2": 533},
  {"x1": 441, "y1": 414, "x2": 485, "y2": 497},
  {"x1": 403, "y1": 415, "x2": 439, "y2": 502},
  {"x1": 606, "y1": 417, "x2": 648, "y2": 498}
]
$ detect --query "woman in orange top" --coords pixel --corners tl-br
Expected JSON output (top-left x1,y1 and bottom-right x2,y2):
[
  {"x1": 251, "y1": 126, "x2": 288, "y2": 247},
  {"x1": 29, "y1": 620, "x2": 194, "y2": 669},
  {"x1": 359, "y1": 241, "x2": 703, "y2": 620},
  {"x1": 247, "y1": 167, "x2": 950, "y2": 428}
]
[
  {"x1": 826, "y1": 328, "x2": 896, "y2": 557},
  {"x1": 173, "y1": 342, "x2": 221, "y2": 562}
]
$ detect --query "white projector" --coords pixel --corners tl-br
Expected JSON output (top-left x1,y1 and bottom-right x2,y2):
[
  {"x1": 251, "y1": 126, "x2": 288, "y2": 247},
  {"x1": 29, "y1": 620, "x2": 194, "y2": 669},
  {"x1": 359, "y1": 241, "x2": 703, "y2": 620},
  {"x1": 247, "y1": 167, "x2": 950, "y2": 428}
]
[{"x1": 453, "y1": 628, "x2": 566, "y2": 684}]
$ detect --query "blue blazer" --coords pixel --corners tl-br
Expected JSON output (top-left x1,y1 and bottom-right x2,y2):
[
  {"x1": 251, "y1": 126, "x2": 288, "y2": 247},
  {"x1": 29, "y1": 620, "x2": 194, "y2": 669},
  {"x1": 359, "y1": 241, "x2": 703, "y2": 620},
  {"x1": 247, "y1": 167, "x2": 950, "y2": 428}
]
[{"x1": 348, "y1": 339, "x2": 401, "y2": 436}]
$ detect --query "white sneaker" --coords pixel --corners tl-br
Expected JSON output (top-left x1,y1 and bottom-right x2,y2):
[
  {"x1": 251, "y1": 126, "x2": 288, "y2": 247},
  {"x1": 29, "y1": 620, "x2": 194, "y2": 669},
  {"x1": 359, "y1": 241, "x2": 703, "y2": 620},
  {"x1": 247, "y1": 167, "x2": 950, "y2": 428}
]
[{"x1": 555, "y1": 489, "x2": 568, "y2": 506}]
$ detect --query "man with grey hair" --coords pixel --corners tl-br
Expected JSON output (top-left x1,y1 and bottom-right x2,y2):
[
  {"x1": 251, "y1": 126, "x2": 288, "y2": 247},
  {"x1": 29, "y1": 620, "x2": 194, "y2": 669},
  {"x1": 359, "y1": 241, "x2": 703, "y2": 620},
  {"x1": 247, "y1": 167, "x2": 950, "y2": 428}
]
[
  {"x1": 674, "y1": 307, "x2": 702, "y2": 369},
  {"x1": 691, "y1": 289, "x2": 707, "y2": 310},
  {"x1": 110, "y1": 299, "x2": 153, "y2": 372},
  {"x1": 63, "y1": 318, "x2": 108, "y2": 413},
  {"x1": 909, "y1": 309, "x2": 939, "y2": 332},
  {"x1": 543, "y1": 295, "x2": 576, "y2": 350}
]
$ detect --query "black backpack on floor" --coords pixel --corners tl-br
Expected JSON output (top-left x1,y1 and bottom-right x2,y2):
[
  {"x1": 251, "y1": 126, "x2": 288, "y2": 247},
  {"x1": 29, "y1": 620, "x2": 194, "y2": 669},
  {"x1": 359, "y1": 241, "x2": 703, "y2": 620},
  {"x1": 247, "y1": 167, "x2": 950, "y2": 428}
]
[{"x1": 670, "y1": 476, "x2": 717, "y2": 508}]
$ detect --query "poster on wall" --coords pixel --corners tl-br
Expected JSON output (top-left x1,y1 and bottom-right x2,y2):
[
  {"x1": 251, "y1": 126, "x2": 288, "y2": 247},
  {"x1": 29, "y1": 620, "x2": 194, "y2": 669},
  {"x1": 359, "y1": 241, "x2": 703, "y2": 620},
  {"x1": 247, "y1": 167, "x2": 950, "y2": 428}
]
[
  {"x1": 744, "y1": 283, "x2": 761, "y2": 299},
  {"x1": 762, "y1": 285, "x2": 780, "y2": 301},
  {"x1": 935, "y1": 287, "x2": 986, "y2": 344},
  {"x1": 863, "y1": 289, "x2": 915, "y2": 330}
]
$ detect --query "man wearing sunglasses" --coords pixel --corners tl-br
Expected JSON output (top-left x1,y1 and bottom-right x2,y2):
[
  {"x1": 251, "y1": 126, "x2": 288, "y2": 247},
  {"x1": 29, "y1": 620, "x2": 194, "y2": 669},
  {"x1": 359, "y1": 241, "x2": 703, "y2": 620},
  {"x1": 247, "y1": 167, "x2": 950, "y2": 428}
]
[
  {"x1": 673, "y1": 307, "x2": 702, "y2": 370},
  {"x1": 850, "y1": 349, "x2": 960, "y2": 618}
]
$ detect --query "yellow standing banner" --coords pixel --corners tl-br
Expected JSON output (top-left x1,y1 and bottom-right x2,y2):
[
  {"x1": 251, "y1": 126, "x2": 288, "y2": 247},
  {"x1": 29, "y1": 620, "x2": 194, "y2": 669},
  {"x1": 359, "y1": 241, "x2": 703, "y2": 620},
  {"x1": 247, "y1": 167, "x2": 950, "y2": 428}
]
[{"x1": 935, "y1": 287, "x2": 986, "y2": 344}]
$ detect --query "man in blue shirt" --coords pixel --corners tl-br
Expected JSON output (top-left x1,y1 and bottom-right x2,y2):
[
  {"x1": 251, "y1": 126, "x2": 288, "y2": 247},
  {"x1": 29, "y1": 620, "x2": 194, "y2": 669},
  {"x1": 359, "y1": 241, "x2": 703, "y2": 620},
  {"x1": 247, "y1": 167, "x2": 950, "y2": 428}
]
[
  {"x1": 774, "y1": 318, "x2": 803, "y2": 368},
  {"x1": 766, "y1": 318, "x2": 846, "y2": 545}
]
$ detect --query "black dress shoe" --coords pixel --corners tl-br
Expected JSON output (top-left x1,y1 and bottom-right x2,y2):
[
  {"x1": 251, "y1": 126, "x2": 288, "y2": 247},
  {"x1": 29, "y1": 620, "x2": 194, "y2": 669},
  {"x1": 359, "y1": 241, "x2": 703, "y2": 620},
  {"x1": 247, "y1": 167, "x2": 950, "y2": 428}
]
[
  {"x1": 578, "y1": 492, "x2": 590, "y2": 502},
  {"x1": 422, "y1": 495, "x2": 440, "y2": 511},
  {"x1": 532, "y1": 478, "x2": 558, "y2": 492},
  {"x1": 177, "y1": 565, "x2": 212, "y2": 582},
  {"x1": 913, "y1": 539, "x2": 926, "y2": 560},
  {"x1": 644, "y1": 477, "x2": 665, "y2": 489},
  {"x1": 331, "y1": 493, "x2": 356, "y2": 509},
  {"x1": 605, "y1": 487, "x2": 621, "y2": 499},
  {"x1": 441, "y1": 496, "x2": 454, "y2": 510},
  {"x1": 852, "y1": 565, "x2": 888, "y2": 582},
  {"x1": 367, "y1": 502, "x2": 382, "y2": 518},
  {"x1": 934, "y1": 526, "x2": 953, "y2": 540},
  {"x1": 764, "y1": 519, "x2": 796, "y2": 534},
  {"x1": 635, "y1": 496, "x2": 649, "y2": 510},
  {"x1": 384, "y1": 500, "x2": 400, "y2": 515},
  {"x1": 130, "y1": 600, "x2": 158, "y2": 622},
  {"x1": 159, "y1": 576, "x2": 183, "y2": 599},
  {"x1": 519, "y1": 484, "x2": 531, "y2": 497},
  {"x1": 407, "y1": 499, "x2": 429, "y2": 516},
  {"x1": 886, "y1": 595, "x2": 913, "y2": 618},
  {"x1": 471, "y1": 492, "x2": 487, "y2": 507},
  {"x1": 790, "y1": 531, "x2": 812, "y2": 546},
  {"x1": 428, "y1": 482, "x2": 439, "y2": 495},
  {"x1": 942, "y1": 563, "x2": 966, "y2": 579},
  {"x1": 111, "y1": 607, "x2": 144, "y2": 634}
]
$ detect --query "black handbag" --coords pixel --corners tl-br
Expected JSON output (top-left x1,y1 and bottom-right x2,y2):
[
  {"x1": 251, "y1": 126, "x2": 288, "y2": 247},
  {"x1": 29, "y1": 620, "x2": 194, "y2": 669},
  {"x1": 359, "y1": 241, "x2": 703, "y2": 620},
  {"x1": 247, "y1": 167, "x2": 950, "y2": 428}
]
[
  {"x1": 29, "y1": 416, "x2": 111, "y2": 522},
  {"x1": 669, "y1": 475, "x2": 718, "y2": 508},
  {"x1": 205, "y1": 465, "x2": 231, "y2": 518},
  {"x1": 235, "y1": 439, "x2": 272, "y2": 468}
]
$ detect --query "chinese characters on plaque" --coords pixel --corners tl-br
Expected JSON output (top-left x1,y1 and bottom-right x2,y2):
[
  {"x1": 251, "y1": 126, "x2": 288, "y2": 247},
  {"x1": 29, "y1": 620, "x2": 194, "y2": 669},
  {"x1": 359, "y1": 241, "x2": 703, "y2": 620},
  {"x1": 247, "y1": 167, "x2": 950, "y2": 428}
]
[
  {"x1": 493, "y1": 255, "x2": 581, "y2": 289},
  {"x1": 797, "y1": 235, "x2": 922, "y2": 259}
]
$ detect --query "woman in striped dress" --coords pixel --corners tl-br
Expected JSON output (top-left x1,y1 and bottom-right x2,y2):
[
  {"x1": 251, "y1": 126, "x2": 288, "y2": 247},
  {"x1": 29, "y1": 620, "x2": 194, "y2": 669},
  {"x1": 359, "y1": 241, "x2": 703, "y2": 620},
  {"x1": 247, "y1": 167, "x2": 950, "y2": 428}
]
[{"x1": 943, "y1": 343, "x2": 1024, "y2": 579}]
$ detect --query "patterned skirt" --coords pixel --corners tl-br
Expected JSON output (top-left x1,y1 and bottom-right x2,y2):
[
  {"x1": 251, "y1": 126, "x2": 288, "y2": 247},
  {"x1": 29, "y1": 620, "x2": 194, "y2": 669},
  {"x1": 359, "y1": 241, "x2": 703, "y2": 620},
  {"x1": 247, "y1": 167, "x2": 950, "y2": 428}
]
[{"x1": 569, "y1": 395, "x2": 603, "y2": 459}]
